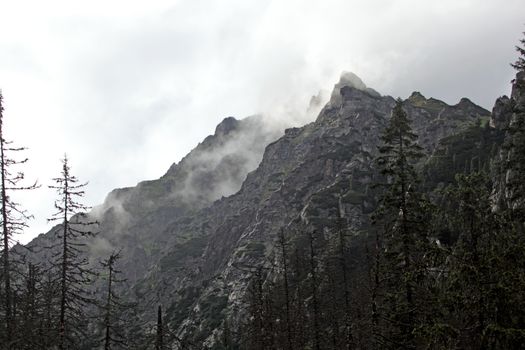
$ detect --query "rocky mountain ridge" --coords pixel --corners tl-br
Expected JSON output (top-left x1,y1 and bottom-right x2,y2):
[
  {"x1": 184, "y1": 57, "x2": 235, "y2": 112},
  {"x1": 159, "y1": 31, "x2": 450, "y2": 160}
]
[
  {"x1": 159, "y1": 74, "x2": 491, "y2": 346},
  {"x1": 24, "y1": 72, "x2": 493, "y2": 347}
]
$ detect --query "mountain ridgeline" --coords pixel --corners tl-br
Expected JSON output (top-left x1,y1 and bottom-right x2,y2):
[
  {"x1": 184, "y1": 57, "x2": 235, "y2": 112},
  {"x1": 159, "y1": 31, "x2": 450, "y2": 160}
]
[{"x1": 8, "y1": 66, "x2": 525, "y2": 349}]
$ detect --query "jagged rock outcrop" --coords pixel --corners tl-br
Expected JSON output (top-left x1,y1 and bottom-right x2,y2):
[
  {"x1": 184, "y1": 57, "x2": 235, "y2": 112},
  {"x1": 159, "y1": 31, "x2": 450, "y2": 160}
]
[
  {"x1": 492, "y1": 71, "x2": 525, "y2": 130},
  {"x1": 490, "y1": 71, "x2": 525, "y2": 210}
]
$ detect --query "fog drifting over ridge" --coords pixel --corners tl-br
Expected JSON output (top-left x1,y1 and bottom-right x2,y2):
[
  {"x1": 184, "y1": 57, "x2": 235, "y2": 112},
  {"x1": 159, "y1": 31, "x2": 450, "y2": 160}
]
[{"x1": 0, "y1": 0, "x2": 523, "y2": 243}]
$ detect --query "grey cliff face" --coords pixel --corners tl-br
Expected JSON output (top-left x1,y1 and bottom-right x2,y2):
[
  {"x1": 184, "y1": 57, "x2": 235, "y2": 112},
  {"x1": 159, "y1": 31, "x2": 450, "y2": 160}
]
[
  {"x1": 494, "y1": 71, "x2": 525, "y2": 130},
  {"x1": 490, "y1": 71, "x2": 525, "y2": 209},
  {"x1": 24, "y1": 72, "x2": 491, "y2": 347}
]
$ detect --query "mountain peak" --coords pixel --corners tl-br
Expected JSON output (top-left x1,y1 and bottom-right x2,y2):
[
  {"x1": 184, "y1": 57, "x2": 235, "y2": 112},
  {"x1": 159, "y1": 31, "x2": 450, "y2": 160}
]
[
  {"x1": 456, "y1": 97, "x2": 475, "y2": 107},
  {"x1": 408, "y1": 91, "x2": 426, "y2": 101},
  {"x1": 214, "y1": 116, "x2": 239, "y2": 136},
  {"x1": 337, "y1": 71, "x2": 367, "y2": 90},
  {"x1": 326, "y1": 71, "x2": 381, "y2": 109}
]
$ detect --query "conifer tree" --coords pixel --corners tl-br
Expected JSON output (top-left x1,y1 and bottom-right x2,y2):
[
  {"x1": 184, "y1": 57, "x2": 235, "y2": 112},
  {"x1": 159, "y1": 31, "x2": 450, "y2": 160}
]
[
  {"x1": 13, "y1": 263, "x2": 60, "y2": 349},
  {"x1": 39, "y1": 269, "x2": 61, "y2": 349},
  {"x1": 0, "y1": 91, "x2": 38, "y2": 348},
  {"x1": 98, "y1": 251, "x2": 130, "y2": 350},
  {"x1": 48, "y1": 155, "x2": 98, "y2": 349},
  {"x1": 440, "y1": 172, "x2": 498, "y2": 348},
  {"x1": 18, "y1": 263, "x2": 41, "y2": 349},
  {"x1": 511, "y1": 31, "x2": 525, "y2": 71},
  {"x1": 368, "y1": 226, "x2": 384, "y2": 349},
  {"x1": 374, "y1": 99, "x2": 430, "y2": 349}
]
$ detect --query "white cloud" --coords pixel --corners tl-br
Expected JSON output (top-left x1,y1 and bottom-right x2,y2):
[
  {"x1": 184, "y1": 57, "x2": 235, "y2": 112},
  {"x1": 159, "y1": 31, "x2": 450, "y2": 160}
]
[{"x1": 0, "y1": 0, "x2": 523, "y2": 243}]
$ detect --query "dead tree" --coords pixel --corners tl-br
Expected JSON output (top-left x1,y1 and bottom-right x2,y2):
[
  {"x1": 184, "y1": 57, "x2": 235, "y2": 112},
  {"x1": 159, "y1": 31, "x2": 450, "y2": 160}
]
[
  {"x1": 98, "y1": 251, "x2": 130, "y2": 350},
  {"x1": 0, "y1": 91, "x2": 38, "y2": 348},
  {"x1": 48, "y1": 155, "x2": 98, "y2": 349}
]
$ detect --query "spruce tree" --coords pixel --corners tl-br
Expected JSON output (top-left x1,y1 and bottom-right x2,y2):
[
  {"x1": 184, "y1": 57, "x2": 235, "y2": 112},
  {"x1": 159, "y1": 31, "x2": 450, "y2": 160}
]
[
  {"x1": 374, "y1": 99, "x2": 430, "y2": 349},
  {"x1": 48, "y1": 155, "x2": 98, "y2": 349}
]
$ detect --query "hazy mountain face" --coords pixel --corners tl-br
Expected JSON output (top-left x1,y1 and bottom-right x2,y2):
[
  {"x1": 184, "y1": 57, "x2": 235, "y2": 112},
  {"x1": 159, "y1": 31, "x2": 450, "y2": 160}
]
[{"x1": 23, "y1": 72, "x2": 498, "y2": 347}]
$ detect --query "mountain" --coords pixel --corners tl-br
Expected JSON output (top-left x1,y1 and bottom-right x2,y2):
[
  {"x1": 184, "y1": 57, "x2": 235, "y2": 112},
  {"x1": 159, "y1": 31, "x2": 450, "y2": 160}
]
[
  {"x1": 25, "y1": 114, "x2": 283, "y2": 279},
  {"x1": 23, "y1": 72, "x2": 494, "y2": 347}
]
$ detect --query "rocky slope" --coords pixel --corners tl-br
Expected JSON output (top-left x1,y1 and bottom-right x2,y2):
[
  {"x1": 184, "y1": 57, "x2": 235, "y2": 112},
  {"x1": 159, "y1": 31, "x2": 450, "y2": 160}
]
[
  {"x1": 25, "y1": 72, "x2": 492, "y2": 348},
  {"x1": 25, "y1": 114, "x2": 283, "y2": 280}
]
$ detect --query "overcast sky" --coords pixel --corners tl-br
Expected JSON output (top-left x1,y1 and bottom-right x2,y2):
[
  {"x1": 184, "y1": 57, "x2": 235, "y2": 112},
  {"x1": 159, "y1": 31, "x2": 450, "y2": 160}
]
[{"x1": 0, "y1": 0, "x2": 523, "y2": 244}]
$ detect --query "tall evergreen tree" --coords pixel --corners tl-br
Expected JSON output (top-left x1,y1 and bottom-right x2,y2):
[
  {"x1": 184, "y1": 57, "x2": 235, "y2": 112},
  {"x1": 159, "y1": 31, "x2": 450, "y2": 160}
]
[
  {"x1": 48, "y1": 155, "x2": 98, "y2": 349},
  {"x1": 374, "y1": 99, "x2": 430, "y2": 349}
]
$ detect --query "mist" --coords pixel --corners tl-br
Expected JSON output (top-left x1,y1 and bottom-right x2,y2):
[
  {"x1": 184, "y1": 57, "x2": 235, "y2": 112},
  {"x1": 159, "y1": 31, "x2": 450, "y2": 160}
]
[{"x1": 0, "y1": 0, "x2": 523, "y2": 243}]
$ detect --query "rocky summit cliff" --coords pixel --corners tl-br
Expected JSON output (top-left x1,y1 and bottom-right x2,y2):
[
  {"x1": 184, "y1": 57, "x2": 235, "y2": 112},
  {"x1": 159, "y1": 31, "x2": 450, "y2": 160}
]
[{"x1": 25, "y1": 72, "x2": 493, "y2": 347}]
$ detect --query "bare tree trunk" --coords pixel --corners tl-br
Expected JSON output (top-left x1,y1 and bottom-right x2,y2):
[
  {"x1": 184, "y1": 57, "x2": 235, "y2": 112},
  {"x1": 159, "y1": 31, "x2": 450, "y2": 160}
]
[
  {"x1": 155, "y1": 305, "x2": 164, "y2": 350},
  {"x1": 104, "y1": 258, "x2": 113, "y2": 350},
  {"x1": 59, "y1": 173, "x2": 69, "y2": 350},
  {"x1": 0, "y1": 107, "x2": 13, "y2": 348}
]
